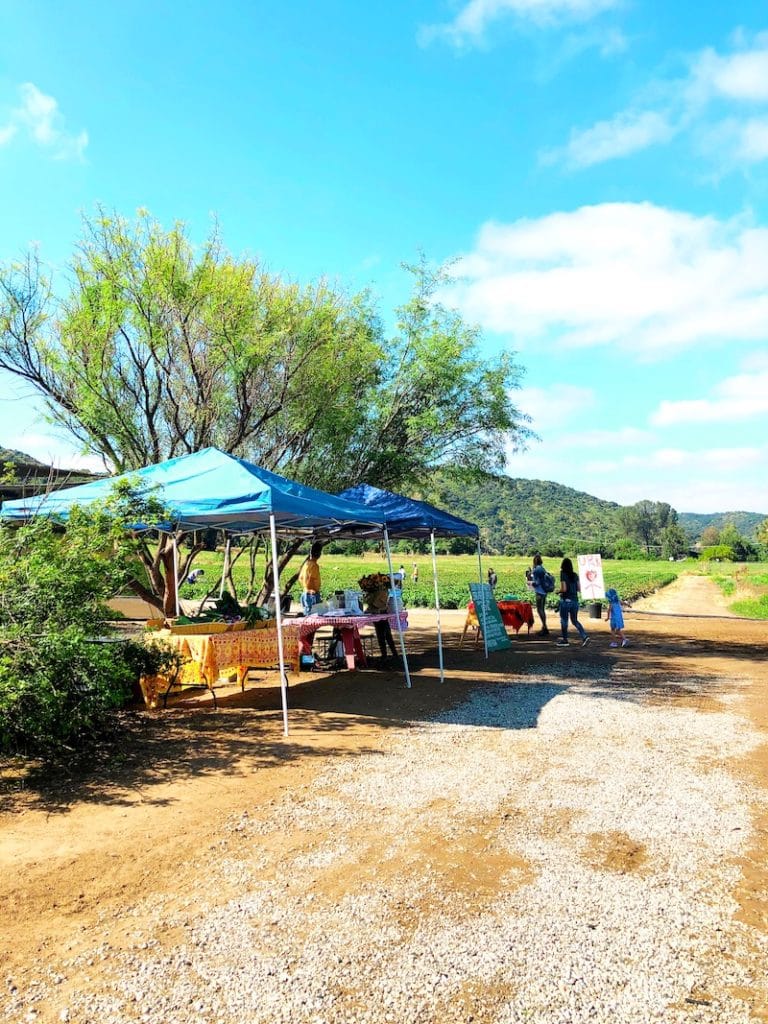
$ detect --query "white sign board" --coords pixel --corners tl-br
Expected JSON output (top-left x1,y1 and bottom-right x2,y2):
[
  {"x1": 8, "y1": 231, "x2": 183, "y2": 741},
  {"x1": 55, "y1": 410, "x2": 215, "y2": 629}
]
[{"x1": 577, "y1": 554, "x2": 605, "y2": 600}]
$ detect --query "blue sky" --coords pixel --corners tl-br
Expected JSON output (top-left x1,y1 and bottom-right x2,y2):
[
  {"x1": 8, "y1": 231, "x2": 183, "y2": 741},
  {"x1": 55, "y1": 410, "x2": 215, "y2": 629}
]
[{"x1": 1, "y1": 0, "x2": 767, "y2": 514}]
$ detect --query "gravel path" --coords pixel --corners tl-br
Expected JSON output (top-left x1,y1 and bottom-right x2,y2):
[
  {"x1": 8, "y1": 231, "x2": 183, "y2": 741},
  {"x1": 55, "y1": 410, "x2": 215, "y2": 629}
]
[{"x1": 7, "y1": 660, "x2": 767, "y2": 1024}]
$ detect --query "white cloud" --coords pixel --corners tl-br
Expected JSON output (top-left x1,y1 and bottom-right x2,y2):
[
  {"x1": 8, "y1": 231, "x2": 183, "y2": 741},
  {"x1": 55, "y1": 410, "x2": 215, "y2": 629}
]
[
  {"x1": 550, "y1": 109, "x2": 676, "y2": 168},
  {"x1": 445, "y1": 202, "x2": 768, "y2": 355},
  {"x1": 650, "y1": 369, "x2": 768, "y2": 425},
  {"x1": 550, "y1": 34, "x2": 768, "y2": 170},
  {"x1": 0, "y1": 82, "x2": 87, "y2": 161},
  {"x1": 421, "y1": 0, "x2": 620, "y2": 46},
  {"x1": 691, "y1": 41, "x2": 768, "y2": 102}
]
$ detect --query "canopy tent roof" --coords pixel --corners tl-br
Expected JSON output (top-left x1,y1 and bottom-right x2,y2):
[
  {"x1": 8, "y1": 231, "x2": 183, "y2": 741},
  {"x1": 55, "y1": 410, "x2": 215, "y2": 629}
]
[
  {"x1": 337, "y1": 483, "x2": 478, "y2": 539},
  {"x1": 0, "y1": 447, "x2": 386, "y2": 536}
]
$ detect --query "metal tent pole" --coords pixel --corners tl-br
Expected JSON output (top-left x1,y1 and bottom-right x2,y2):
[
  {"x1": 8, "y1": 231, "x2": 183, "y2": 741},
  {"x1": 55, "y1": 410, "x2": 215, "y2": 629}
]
[
  {"x1": 269, "y1": 514, "x2": 290, "y2": 736},
  {"x1": 172, "y1": 533, "x2": 180, "y2": 618},
  {"x1": 219, "y1": 535, "x2": 231, "y2": 599},
  {"x1": 476, "y1": 537, "x2": 488, "y2": 659},
  {"x1": 430, "y1": 531, "x2": 445, "y2": 683},
  {"x1": 383, "y1": 528, "x2": 412, "y2": 689}
]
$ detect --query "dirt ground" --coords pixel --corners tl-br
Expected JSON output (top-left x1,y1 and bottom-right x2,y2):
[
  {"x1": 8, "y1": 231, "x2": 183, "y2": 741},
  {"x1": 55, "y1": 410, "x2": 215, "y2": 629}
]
[{"x1": 1, "y1": 575, "x2": 767, "y2": 1022}]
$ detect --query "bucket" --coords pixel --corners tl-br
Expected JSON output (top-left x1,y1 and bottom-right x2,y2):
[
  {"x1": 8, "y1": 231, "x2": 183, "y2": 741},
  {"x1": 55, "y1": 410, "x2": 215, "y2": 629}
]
[{"x1": 588, "y1": 602, "x2": 602, "y2": 619}]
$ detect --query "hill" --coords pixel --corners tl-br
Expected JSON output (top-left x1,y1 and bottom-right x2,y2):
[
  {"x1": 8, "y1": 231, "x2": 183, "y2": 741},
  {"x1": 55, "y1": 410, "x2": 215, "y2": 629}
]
[
  {"x1": 0, "y1": 447, "x2": 102, "y2": 504},
  {"x1": 678, "y1": 510, "x2": 765, "y2": 542},
  {"x1": 426, "y1": 473, "x2": 623, "y2": 555}
]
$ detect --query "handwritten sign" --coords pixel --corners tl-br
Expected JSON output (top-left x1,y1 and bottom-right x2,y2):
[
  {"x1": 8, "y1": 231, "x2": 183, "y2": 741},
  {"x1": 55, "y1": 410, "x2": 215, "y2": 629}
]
[
  {"x1": 469, "y1": 583, "x2": 512, "y2": 652},
  {"x1": 577, "y1": 554, "x2": 605, "y2": 600}
]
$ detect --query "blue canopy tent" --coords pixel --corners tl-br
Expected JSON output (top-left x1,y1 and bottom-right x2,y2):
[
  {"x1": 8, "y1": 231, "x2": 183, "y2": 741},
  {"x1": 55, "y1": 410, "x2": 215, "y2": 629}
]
[
  {"x1": 1, "y1": 448, "x2": 417, "y2": 731},
  {"x1": 338, "y1": 484, "x2": 485, "y2": 677},
  {"x1": 1, "y1": 447, "x2": 389, "y2": 537}
]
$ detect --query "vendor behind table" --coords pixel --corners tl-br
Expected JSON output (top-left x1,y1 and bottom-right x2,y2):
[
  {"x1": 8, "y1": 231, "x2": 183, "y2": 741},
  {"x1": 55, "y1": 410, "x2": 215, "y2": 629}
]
[{"x1": 299, "y1": 541, "x2": 323, "y2": 615}]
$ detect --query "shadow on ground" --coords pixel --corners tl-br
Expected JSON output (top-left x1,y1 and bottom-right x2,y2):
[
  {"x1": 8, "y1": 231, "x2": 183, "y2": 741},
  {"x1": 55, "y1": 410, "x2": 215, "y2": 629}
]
[{"x1": 2, "y1": 615, "x2": 765, "y2": 814}]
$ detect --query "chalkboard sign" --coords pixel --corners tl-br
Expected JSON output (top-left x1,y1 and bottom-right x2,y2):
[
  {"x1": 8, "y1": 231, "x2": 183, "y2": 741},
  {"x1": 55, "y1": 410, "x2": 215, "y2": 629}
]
[{"x1": 469, "y1": 583, "x2": 512, "y2": 652}]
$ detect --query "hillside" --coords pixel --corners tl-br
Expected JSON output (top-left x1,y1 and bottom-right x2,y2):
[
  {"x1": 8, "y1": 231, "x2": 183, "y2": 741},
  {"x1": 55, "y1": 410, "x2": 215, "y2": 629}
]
[
  {"x1": 678, "y1": 510, "x2": 765, "y2": 542},
  {"x1": 427, "y1": 473, "x2": 623, "y2": 554},
  {"x1": 0, "y1": 447, "x2": 101, "y2": 503}
]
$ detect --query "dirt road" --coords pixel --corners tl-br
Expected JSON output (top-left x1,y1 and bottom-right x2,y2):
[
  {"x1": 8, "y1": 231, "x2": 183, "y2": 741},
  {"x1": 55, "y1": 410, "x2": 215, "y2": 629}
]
[
  {"x1": 1, "y1": 588, "x2": 767, "y2": 1023},
  {"x1": 632, "y1": 572, "x2": 737, "y2": 616}
]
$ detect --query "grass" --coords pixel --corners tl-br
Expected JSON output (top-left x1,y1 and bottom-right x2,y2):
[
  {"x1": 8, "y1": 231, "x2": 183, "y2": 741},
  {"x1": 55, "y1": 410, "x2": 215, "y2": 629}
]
[
  {"x1": 179, "y1": 551, "x2": 683, "y2": 611},
  {"x1": 702, "y1": 563, "x2": 768, "y2": 619}
]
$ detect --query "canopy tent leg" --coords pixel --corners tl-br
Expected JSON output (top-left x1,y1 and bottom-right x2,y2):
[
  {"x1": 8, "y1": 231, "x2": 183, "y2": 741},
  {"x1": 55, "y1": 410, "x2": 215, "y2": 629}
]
[
  {"x1": 269, "y1": 514, "x2": 291, "y2": 736},
  {"x1": 219, "y1": 535, "x2": 231, "y2": 599},
  {"x1": 476, "y1": 537, "x2": 488, "y2": 659},
  {"x1": 430, "y1": 530, "x2": 445, "y2": 684},
  {"x1": 172, "y1": 533, "x2": 180, "y2": 619},
  {"x1": 383, "y1": 528, "x2": 412, "y2": 689}
]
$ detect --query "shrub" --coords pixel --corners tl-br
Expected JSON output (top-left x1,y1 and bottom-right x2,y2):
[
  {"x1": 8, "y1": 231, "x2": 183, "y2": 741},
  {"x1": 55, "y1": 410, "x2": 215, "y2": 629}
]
[
  {"x1": 0, "y1": 499, "x2": 161, "y2": 758},
  {"x1": 700, "y1": 544, "x2": 736, "y2": 562}
]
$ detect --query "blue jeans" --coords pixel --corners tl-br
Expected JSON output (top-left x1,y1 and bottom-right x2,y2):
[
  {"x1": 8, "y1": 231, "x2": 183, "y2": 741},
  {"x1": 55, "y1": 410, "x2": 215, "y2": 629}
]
[
  {"x1": 559, "y1": 598, "x2": 587, "y2": 640},
  {"x1": 301, "y1": 591, "x2": 320, "y2": 615}
]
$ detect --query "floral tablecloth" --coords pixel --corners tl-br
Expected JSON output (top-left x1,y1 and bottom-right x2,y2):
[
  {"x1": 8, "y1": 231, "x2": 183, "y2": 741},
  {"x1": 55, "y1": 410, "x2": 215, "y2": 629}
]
[{"x1": 139, "y1": 624, "x2": 301, "y2": 707}]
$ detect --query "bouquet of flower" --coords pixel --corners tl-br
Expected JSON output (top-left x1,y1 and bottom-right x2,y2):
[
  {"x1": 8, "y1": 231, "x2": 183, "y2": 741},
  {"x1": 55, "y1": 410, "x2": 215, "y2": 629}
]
[{"x1": 358, "y1": 572, "x2": 391, "y2": 612}]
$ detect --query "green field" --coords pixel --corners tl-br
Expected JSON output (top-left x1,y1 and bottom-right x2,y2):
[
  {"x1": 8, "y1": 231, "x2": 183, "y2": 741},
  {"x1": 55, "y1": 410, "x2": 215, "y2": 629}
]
[{"x1": 180, "y1": 551, "x2": 681, "y2": 610}]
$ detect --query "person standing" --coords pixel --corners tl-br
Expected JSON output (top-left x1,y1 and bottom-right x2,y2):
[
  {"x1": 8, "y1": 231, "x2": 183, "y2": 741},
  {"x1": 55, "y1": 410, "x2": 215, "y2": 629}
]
[
  {"x1": 556, "y1": 557, "x2": 589, "y2": 647},
  {"x1": 487, "y1": 567, "x2": 498, "y2": 590},
  {"x1": 530, "y1": 553, "x2": 550, "y2": 636},
  {"x1": 299, "y1": 541, "x2": 323, "y2": 615},
  {"x1": 605, "y1": 588, "x2": 629, "y2": 647}
]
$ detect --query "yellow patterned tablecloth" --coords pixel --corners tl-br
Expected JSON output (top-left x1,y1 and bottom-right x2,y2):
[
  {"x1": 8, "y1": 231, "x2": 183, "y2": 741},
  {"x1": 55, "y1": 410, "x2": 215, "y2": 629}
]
[{"x1": 140, "y1": 625, "x2": 301, "y2": 707}]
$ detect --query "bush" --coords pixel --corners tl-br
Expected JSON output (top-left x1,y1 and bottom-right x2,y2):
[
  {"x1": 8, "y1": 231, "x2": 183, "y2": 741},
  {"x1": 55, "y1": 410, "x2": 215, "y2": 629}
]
[
  {"x1": 700, "y1": 545, "x2": 736, "y2": 562},
  {"x1": 613, "y1": 539, "x2": 646, "y2": 560},
  {"x1": 0, "y1": 500, "x2": 160, "y2": 758}
]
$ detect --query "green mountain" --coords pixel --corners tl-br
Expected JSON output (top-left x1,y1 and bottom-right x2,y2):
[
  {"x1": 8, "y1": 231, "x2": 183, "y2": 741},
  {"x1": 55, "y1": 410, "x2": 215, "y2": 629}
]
[
  {"x1": 428, "y1": 472, "x2": 766, "y2": 553},
  {"x1": 427, "y1": 473, "x2": 623, "y2": 555},
  {"x1": 678, "y1": 511, "x2": 765, "y2": 542}
]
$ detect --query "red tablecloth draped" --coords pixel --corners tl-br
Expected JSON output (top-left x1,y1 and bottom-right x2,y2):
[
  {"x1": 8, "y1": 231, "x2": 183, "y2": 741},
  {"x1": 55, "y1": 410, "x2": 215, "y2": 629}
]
[
  {"x1": 296, "y1": 611, "x2": 409, "y2": 668},
  {"x1": 468, "y1": 600, "x2": 534, "y2": 633}
]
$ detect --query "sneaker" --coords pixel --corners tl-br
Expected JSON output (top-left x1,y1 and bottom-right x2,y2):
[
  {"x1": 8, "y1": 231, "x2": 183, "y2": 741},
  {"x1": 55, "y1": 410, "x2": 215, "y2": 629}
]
[
  {"x1": 621, "y1": 639, "x2": 630, "y2": 647},
  {"x1": 581, "y1": 636, "x2": 590, "y2": 647},
  {"x1": 556, "y1": 639, "x2": 569, "y2": 647},
  {"x1": 609, "y1": 641, "x2": 619, "y2": 648},
  {"x1": 540, "y1": 628, "x2": 550, "y2": 636}
]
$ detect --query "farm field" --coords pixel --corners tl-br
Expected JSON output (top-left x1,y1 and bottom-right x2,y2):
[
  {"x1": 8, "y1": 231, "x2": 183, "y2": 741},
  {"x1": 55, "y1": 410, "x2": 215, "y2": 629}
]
[{"x1": 180, "y1": 551, "x2": 681, "y2": 610}]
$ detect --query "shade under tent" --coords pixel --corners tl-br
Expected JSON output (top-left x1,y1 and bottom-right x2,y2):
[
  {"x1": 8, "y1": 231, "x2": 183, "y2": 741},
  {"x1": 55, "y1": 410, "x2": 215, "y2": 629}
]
[{"x1": 338, "y1": 484, "x2": 484, "y2": 679}]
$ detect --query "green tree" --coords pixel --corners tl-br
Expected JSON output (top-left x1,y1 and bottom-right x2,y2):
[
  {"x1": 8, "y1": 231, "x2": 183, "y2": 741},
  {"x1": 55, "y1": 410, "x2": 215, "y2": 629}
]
[
  {"x1": 660, "y1": 523, "x2": 689, "y2": 560},
  {"x1": 700, "y1": 525, "x2": 721, "y2": 548},
  {"x1": 618, "y1": 500, "x2": 677, "y2": 555},
  {"x1": 0, "y1": 213, "x2": 530, "y2": 608}
]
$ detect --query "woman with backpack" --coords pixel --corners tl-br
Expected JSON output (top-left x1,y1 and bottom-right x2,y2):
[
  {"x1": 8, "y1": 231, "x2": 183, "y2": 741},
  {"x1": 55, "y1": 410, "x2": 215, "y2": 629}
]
[
  {"x1": 530, "y1": 553, "x2": 552, "y2": 636},
  {"x1": 557, "y1": 557, "x2": 590, "y2": 647}
]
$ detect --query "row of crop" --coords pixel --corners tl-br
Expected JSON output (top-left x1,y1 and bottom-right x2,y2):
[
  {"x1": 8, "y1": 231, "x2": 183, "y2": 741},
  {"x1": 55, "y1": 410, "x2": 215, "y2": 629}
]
[{"x1": 181, "y1": 553, "x2": 681, "y2": 609}]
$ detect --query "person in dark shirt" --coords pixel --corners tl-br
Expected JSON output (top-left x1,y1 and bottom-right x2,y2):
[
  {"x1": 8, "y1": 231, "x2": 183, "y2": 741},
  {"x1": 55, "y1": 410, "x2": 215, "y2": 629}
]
[
  {"x1": 530, "y1": 554, "x2": 550, "y2": 636},
  {"x1": 556, "y1": 557, "x2": 589, "y2": 647}
]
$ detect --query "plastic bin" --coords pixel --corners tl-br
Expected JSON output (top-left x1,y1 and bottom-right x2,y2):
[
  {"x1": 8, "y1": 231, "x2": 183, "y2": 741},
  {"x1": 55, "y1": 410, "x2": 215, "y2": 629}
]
[{"x1": 587, "y1": 602, "x2": 602, "y2": 619}]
